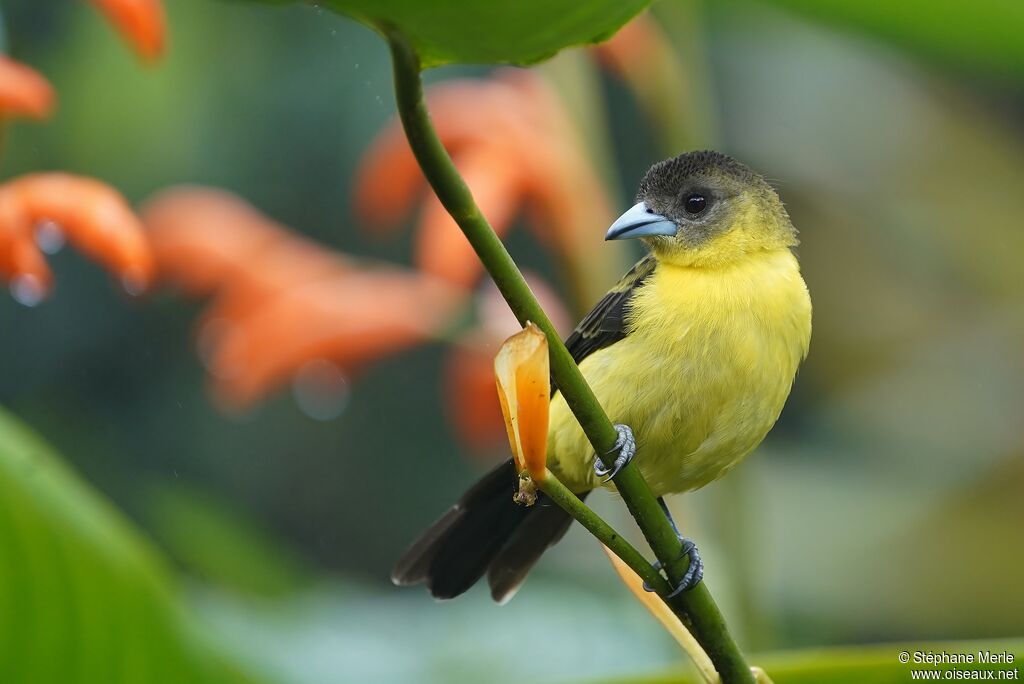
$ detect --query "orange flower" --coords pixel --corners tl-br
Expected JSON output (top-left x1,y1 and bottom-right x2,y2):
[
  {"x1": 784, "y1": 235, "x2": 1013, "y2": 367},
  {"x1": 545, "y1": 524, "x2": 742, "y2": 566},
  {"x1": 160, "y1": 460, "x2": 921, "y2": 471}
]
[
  {"x1": 0, "y1": 57, "x2": 55, "y2": 120},
  {"x1": 205, "y1": 269, "x2": 464, "y2": 409},
  {"x1": 494, "y1": 323, "x2": 550, "y2": 484},
  {"x1": 142, "y1": 187, "x2": 466, "y2": 410},
  {"x1": 0, "y1": 0, "x2": 168, "y2": 306},
  {"x1": 354, "y1": 70, "x2": 613, "y2": 292},
  {"x1": 0, "y1": 174, "x2": 154, "y2": 305},
  {"x1": 143, "y1": 187, "x2": 342, "y2": 312},
  {"x1": 89, "y1": 0, "x2": 167, "y2": 62}
]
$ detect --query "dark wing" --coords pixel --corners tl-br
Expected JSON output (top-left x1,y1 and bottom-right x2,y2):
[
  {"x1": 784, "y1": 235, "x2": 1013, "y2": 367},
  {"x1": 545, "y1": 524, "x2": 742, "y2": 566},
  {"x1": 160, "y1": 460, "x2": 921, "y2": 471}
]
[{"x1": 563, "y1": 254, "x2": 657, "y2": 366}]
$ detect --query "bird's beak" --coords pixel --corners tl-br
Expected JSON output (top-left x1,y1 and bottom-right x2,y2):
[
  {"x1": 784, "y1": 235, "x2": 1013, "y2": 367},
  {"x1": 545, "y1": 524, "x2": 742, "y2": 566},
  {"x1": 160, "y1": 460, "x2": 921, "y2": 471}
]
[{"x1": 605, "y1": 202, "x2": 677, "y2": 241}]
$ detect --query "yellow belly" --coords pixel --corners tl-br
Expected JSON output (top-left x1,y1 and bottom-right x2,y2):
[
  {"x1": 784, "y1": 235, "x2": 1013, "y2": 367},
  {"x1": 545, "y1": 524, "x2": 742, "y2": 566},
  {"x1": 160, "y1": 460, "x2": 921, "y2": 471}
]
[{"x1": 547, "y1": 248, "x2": 812, "y2": 496}]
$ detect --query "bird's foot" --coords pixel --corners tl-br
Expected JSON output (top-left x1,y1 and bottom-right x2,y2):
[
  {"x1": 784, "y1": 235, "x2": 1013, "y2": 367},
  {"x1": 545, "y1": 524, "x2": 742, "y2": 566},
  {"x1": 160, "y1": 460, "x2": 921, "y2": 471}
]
[
  {"x1": 641, "y1": 537, "x2": 704, "y2": 597},
  {"x1": 593, "y1": 424, "x2": 636, "y2": 482}
]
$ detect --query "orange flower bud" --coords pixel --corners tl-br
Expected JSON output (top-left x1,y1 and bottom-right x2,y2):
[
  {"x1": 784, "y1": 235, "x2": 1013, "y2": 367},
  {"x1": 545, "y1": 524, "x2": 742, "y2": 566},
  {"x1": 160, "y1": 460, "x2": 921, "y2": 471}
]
[
  {"x1": 0, "y1": 173, "x2": 154, "y2": 302},
  {"x1": 0, "y1": 57, "x2": 55, "y2": 120},
  {"x1": 494, "y1": 322, "x2": 550, "y2": 485}
]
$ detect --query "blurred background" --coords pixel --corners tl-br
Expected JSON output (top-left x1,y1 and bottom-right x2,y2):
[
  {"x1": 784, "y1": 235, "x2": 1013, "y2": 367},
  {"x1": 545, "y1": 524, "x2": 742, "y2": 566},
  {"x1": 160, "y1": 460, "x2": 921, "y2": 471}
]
[{"x1": 0, "y1": 1, "x2": 1022, "y2": 683}]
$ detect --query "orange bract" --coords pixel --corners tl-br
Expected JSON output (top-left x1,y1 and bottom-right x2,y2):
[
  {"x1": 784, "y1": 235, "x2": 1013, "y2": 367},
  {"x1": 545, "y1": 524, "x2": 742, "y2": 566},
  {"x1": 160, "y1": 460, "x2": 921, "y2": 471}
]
[
  {"x1": 89, "y1": 0, "x2": 167, "y2": 62},
  {"x1": 142, "y1": 187, "x2": 466, "y2": 409},
  {"x1": 354, "y1": 70, "x2": 613, "y2": 290},
  {"x1": 0, "y1": 57, "x2": 55, "y2": 120},
  {"x1": 494, "y1": 323, "x2": 550, "y2": 482},
  {"x1": 0, "y1": 173, "x2": 154, "y2": 304}
]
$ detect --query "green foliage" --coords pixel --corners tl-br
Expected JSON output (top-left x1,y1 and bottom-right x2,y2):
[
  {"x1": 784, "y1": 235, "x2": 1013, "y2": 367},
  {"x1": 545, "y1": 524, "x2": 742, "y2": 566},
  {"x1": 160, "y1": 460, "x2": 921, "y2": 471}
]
[
  {"x1": 0, "y1": 409, "x2": 259, "y2": 684},
  {"x1": 603, "y1": 640, "x2": 1024, "y2": 683},
  {"x1": 273, "y1": 0, "x2": 650, "y2": 67},
  {"x1": 757, "y1": 0, "x2": 1024, "y2": 79},
  {"x1": 144, "y1": 483, "x2": 309, "y2": 597}
]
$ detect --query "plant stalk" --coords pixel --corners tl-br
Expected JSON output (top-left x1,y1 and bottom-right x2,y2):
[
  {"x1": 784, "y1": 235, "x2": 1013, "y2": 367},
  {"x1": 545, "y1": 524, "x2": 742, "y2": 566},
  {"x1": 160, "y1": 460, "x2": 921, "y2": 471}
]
[
  {"x1": 536, "y1": 471, "x2": 671, "y2": 594},
  {"x1": 386, "y1": 30, "x2": 754, "y2": 684}
]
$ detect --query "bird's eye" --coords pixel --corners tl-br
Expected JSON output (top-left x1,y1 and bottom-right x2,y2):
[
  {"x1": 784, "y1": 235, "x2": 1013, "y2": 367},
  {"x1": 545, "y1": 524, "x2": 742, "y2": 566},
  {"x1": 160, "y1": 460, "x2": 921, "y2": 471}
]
[{"x1": 684, "y1": 194, "x2": 708, "y2": 215}]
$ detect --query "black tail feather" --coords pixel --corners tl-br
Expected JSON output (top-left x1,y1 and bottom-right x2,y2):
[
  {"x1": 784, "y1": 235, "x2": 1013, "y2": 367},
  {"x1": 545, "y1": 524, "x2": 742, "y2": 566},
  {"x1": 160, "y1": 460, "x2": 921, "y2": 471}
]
[
  {"x1": 486, "y1": 495, "x2": 578, "y2": 603},
  {"x1": 392, "y1": 459, "x2": 581, "y2": 601}
]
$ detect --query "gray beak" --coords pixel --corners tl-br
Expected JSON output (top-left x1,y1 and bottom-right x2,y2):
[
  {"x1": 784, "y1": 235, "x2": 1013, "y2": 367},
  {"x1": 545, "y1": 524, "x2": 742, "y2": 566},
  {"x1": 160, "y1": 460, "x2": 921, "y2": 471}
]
[{"x1": 605, "y1": 202, "x2": 677, "y2": 241}]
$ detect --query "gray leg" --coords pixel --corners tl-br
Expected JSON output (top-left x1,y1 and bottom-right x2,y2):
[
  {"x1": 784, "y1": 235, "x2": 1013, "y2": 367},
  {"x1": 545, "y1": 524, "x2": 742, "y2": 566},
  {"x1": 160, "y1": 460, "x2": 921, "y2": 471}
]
[
  {"x1": 641, "y1": 497, "x2": 704, "y2": 596},
  {"x1": 593, "y1": 424, "x2": 636, "y2": 482},
  {"x1": 658, "y1": 496, "x2": 681, "y2": 537}
]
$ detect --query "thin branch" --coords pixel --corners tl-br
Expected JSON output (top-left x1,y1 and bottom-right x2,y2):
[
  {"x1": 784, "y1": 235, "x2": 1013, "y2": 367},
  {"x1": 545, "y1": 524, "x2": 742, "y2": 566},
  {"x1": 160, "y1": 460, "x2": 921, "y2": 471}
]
[
  {"x1": 536, "y1": 471, "x2": 671, "y2": 594},
  {"x1": 386, "y1": 29, "x2": 754, "y2": 684}
]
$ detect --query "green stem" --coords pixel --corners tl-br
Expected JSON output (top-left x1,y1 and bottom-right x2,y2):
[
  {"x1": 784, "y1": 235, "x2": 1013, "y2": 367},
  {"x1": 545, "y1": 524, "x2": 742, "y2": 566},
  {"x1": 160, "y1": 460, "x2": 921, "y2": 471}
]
[
  {"x1": 386, "y1": 31, "x2": 754, "y2": 684},
  {"x1": 536, "y1": 473, "x2": 671, "y2": 595}
]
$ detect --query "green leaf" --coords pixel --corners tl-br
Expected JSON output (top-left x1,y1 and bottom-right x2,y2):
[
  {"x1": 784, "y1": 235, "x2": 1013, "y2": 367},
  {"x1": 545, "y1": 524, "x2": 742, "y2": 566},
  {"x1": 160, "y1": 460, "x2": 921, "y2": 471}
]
[
  {"x1": 754, "y1": 0, "x2": 1024, "y2": 79},
  {"x1": 598, "y1": 639, "x2": 1024, "y2": 683},
  {"x1": 144, "y1": 482, "x2": 309, "y2": 597},
  {"x1": 313, "y1": 0, "x2": 650, "y2": 68},
  {"x1": 0, "y1": 408, "x2": 262, "y2": 684}
]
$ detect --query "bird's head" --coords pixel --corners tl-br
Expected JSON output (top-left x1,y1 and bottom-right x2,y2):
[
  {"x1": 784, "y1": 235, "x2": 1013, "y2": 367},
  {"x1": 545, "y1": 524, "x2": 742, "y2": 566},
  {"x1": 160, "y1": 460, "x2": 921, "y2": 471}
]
[{"x1": 606, "y1": 150, "x2": 797, "y2": 268}]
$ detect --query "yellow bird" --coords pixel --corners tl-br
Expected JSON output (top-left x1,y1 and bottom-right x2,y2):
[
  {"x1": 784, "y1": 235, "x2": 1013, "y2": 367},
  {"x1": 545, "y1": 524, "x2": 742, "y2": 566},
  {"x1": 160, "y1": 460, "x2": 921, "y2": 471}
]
[{"x1": 393, "y1": 150, "x2": 812, "y2": 602}]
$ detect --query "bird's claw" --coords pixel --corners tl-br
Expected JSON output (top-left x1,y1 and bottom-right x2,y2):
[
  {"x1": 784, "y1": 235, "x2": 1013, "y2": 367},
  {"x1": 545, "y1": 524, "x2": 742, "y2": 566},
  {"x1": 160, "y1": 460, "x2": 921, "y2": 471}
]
[
  {"x1": 641, "y1": 537, "x2": 704, "y2": 597},
  {"x1": 593, "y1": 423, "x2": 636, "y2": 482}
]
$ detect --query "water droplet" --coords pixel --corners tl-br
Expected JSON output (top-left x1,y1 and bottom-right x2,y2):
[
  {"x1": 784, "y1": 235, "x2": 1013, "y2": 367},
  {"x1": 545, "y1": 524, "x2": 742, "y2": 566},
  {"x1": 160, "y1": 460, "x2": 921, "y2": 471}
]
[
  {"x1": 34, "y1": 221, "x2": 65, "y2": 254},
  {"x1": 292, "y1": 359, "x2": 350, "y2": 422},
  {"x1": 10, "y1": 274, "x2": 46, "y2": 307}
]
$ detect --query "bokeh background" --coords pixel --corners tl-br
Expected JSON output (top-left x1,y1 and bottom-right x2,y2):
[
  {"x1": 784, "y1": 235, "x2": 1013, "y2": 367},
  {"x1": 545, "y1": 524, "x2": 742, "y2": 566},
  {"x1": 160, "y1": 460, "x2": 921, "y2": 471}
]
[{"x1": 1, "y1": 1, "x2": 1022, "y2": 683}]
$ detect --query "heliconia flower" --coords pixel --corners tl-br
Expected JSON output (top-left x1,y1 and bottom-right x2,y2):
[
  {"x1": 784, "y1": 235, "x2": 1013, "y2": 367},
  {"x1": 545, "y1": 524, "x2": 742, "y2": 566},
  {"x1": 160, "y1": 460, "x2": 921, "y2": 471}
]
[
  {"x1": 0, "y1": 173, "x2": 154, "y2": 305},
  {"x1": 494, "y1": 323, "x2": 550, "y2": 485},
  {"x1": 89, "y1": 0, "x2": 167, "y2": 62},
  {"x1": 354, "y1": 69, "x2": 613, "y2": 291},
  {"x1": 0, "y1": 57, "x2": 55, "y2": 120},
  {"x1": 142, "y1": 187, "x2": 467, "y2": 410}
]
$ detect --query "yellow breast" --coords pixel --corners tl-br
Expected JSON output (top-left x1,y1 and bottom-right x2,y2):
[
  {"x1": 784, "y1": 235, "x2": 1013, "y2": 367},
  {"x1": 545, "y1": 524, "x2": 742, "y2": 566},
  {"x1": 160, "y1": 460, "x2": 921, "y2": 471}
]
[{"x1": 547, "y1": 248, "x2": 811, "y2": 496}]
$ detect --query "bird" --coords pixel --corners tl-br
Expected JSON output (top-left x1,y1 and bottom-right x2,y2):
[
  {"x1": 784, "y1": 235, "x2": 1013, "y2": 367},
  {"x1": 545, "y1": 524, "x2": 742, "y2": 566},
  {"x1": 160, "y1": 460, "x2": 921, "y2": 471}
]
[{"x1": 392, "y1": 150, "x2": 812, "y2": 603}]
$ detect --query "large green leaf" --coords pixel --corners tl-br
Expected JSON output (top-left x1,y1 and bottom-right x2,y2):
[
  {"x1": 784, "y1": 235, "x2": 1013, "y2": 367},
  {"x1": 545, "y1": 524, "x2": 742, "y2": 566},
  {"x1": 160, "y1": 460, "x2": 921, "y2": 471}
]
[
  {"x1": 272, "y1": 0, "x2": 651, "y2": 67},
  {"x1": 754, "y1": 0, "x2": 1024, "y2": 79},
  {"x1": 601, "y1": 640, "x2": 1024, "y2": 683},
  {"x1": 0, "y1": 408, "x2": 260, "y2": 684}
]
